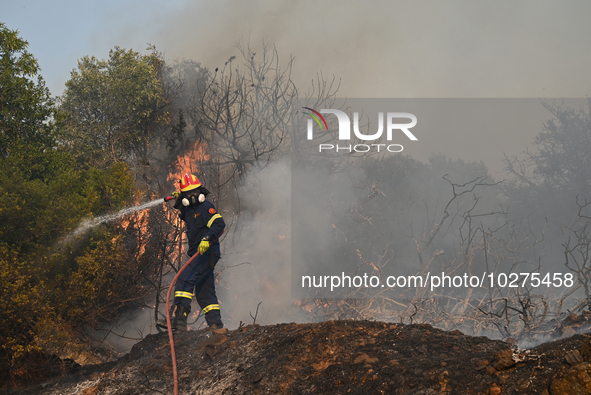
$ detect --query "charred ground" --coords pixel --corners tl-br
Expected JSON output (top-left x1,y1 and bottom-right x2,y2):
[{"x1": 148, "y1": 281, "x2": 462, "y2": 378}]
[{"x1": 8, "y1": 318, "x2": 591, "y2": 395}]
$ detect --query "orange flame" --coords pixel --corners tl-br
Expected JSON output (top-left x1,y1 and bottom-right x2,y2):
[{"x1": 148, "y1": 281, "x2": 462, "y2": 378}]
[
  {"x1": 167, "y1": 140, "x2": 210, "y2": 186},
  {"x1": 115, "y1": 141, "x2": 210, "y2": 261},
  {"x1": 120, "y1": 209, "x2": 151, "y2": 256}
]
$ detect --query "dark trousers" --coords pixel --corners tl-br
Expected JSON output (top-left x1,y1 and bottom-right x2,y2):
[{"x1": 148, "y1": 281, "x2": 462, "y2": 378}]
[{"x1": 174, "y1": 250, "x2": 222, "y2": 327}]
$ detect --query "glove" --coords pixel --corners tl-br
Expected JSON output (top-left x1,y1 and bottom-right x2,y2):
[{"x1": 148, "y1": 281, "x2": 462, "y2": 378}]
[
  {"x1": 172, "y1": 191, "x2": 180, "y2": 199},
  {"x1": 198, "y1": 238, "x2": 210, "y2": 255}
]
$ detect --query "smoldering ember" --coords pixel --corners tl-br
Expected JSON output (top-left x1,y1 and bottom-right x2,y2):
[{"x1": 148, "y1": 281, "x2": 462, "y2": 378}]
[{"x1": 5, "y1": 10, "x2": 591, "y2": 395}]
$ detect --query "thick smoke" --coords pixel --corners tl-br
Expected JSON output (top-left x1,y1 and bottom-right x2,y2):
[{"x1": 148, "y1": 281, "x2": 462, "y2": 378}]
[
  {"x1": 91, "y1": 1, "x2": 591, "y2": 100},
  {"x1": 215, "y1": 159, "x2": 298, "y2": 327}
]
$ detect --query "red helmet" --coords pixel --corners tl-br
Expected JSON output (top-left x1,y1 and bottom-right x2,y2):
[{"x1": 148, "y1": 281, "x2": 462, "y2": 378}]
[{"x1": 179, "y1": 173, "x2": 201, "y2": 192}]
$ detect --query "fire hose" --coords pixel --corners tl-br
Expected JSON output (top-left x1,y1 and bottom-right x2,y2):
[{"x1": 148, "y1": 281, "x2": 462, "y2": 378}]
[
  {"x1": 164, "y1": 251, "x2": 199, "y2": 395},
  {"x1": 162, "y1": 194, "x2": 196, "y2": 395}
]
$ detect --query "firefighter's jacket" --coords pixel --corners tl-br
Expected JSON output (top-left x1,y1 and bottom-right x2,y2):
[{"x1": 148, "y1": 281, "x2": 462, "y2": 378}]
[{"x1": 179, "y1": 200, "x2": 225, "y2": 257}]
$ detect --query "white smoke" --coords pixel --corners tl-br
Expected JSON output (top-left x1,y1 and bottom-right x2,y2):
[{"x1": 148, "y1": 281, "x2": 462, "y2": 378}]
[{"x1": 216, "y1": 159, "x2": 300, "y2": 327}]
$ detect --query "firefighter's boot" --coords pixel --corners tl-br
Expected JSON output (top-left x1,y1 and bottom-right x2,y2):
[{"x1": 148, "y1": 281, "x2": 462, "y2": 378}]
[
  {"x1": 172, "y1": 305, "x2": 189, "y2": 332},
  {"x1": 156, "y1": 305, "x2": 189, "y2": 332},
  {"x1": 205, "y1": 309, "x2": 223, "y2": 330}
]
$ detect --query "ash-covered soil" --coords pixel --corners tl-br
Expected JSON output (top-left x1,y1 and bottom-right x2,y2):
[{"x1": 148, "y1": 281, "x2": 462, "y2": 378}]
[{"x1": 9, "y1": 320, "x2": 591, "y2": 394}]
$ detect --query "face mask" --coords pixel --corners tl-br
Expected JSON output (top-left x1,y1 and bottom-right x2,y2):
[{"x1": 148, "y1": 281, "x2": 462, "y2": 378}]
[{"x1": 182, "y1": 192, "x2": 205, "y2": 206}]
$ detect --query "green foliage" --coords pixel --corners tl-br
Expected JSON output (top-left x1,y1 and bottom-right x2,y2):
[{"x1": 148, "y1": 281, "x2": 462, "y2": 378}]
[
  {"x1": 0, "y1": 158, "x2": 139, "y2": 382},
  {"x1": 0, "y1": 154, "x2": 77, "y2": 253},
  {"x1": 60, "y1": 46, "x2": 169, "y2": 168},
  {"x1": 0, "y1": 25, "x2": 154, "y2": 385},
  {"x1": 0, "y1": 245, "x2": 51, "y2": 382},
  {"x1": 0, "y1": 22, "x2": 56, "y2": 157},
  {"x1": 81, "y1": 161, "x2": 135, "y2": 214},
  {"x1": 0, "y1": 22, "x2": 79, "y2": 255},
  {"x1": 0, "y1": 151, "x2": 134, "y2": 251},
  {"x1": 50, "y1": 229, "x2": 142, "y2": 326}
]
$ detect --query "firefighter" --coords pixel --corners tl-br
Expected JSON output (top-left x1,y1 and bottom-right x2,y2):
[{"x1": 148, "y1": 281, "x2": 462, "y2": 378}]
[{"x1": 158, "y1": 173, "x2": 226, "y2": 331}]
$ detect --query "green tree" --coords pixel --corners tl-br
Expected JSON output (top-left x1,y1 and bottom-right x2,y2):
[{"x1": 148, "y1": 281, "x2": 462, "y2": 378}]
[
  {"x1": 0, "y1": 23, "x2": 70, "y2": 384},
  {"x1": 60, "y1": 46, "x2": 169, "y2": 169},
  {"x1": 0, "y1": 23, "x2": 56, "y2": 158},
  {"x1": 0, "y1": 22, "x2": 74, "y2": 253},
  {"x1": 0, "y1": 25, "x2": 148, "y2": 385}
]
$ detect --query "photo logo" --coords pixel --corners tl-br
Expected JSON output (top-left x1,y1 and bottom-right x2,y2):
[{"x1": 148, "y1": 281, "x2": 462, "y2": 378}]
[
  {"x1": 302, "y1": 107, "x2": 329, "y2": 135},
  {"x1": 303, "y1": 108, "x2": 418, "y2": 153}
]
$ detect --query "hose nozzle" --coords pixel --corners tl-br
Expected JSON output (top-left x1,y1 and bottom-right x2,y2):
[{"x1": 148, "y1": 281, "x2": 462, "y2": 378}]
[{"x1": 163, "y1": 195, "x2": 174, "y2": 202}]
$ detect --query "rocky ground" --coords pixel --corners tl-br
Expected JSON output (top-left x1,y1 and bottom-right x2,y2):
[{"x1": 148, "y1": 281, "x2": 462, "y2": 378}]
[{"x1": 7, "y1": 317, "x2": 591, "y2": 395}]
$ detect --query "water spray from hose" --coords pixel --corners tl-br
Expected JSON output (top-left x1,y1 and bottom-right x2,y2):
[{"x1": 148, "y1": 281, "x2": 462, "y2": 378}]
[{"x1": 66, "y1": 196, "x2": 174, "y2": 239}]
